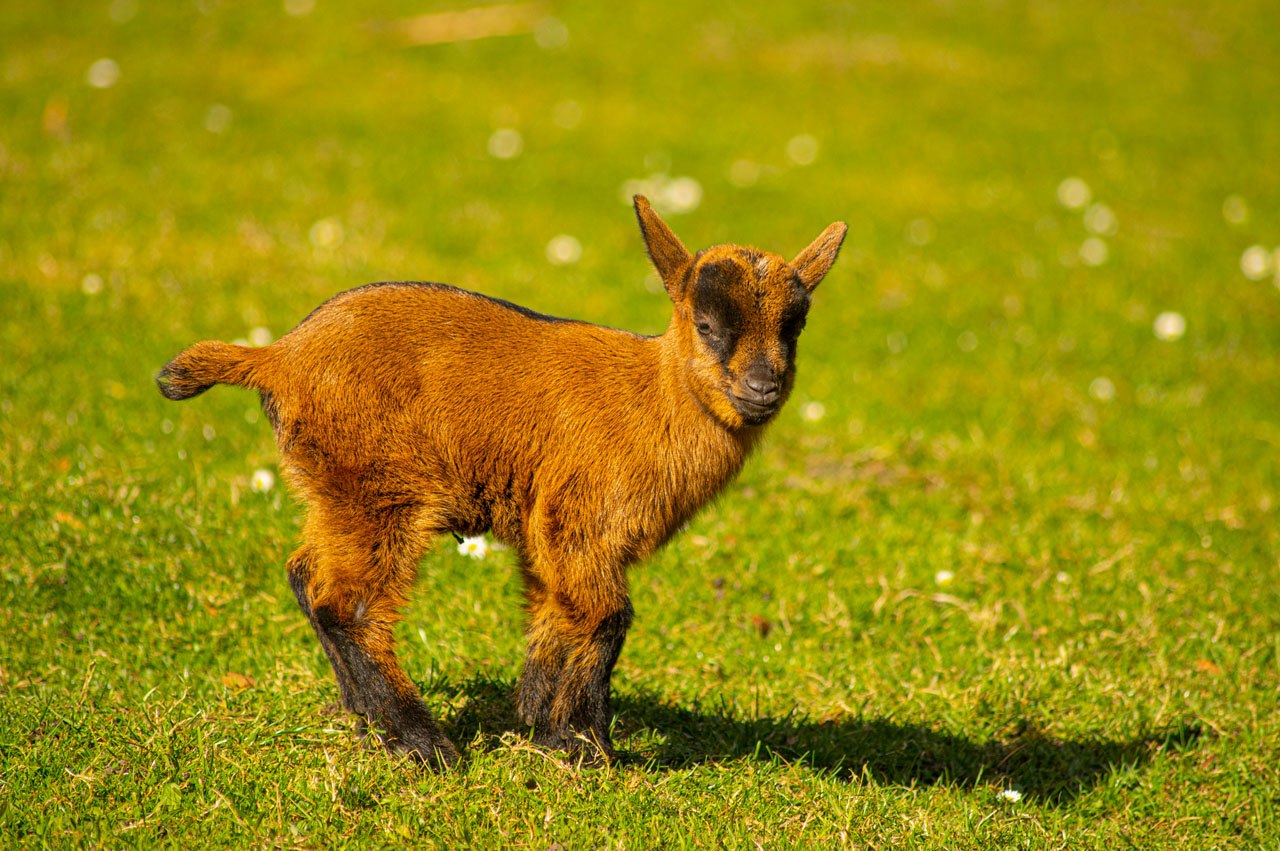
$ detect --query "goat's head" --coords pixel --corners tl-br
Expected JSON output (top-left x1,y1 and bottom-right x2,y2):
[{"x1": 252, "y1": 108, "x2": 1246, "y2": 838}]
[{"x1": 634, "y1": 195, "x2": 846, "y2": 429}]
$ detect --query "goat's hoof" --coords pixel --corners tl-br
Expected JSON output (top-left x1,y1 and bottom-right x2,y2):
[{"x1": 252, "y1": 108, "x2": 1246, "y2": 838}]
[
  {"x1": 531, "y1": 729, "x2": 614, "y2": 768},
  {"x1": 376, "y1": 717, "x2": 459, "y2": 771},
  {"x1": 359, "y1": 703, "x2": 460, "y2": 771},
  {"x1": 388, "y1": 734, "x2": 460, "y2": 771}
]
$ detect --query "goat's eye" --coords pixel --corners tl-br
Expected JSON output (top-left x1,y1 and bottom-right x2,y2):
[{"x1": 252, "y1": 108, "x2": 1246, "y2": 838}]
[
  {"x1": 781, "y1": 313, "x2": 808, "y2": 340},
  {"x1": 696, "y1": 322, "x2": 714, "y2": 337}
]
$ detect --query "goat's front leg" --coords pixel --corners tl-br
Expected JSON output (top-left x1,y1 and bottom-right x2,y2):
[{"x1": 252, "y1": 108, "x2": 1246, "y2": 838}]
[{"x1": 517, "y1": 568, "x2": 632, "y2": 765}]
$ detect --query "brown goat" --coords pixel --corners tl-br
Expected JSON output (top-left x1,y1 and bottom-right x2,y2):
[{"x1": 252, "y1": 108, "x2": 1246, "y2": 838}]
[{"x1": 157, "y1": 196, "x2": 846, "y2": 768}]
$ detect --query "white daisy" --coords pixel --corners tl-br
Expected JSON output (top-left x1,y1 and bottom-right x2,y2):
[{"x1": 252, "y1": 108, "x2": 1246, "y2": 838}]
[
  {"x1": 1153, "y1": 311, "x2": 1186, "y2": 342},
  {"x1": 458, "y1": 536, "x2": 489, "y2": 559},
  {"x1": 545, "y1": 235, "x2": 582, "y2": 266}
]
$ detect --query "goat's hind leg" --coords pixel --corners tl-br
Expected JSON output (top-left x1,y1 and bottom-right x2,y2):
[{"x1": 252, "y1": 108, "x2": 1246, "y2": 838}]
[
  {"x1": 293, "y1": 516, "x2": 459, "y2": 770},
  {"x1": 287, "y1": 544, "x2": 359, "y2": 713},
  {"x1": 311, "y1": 600, "x2": 458, "y2": 769}
]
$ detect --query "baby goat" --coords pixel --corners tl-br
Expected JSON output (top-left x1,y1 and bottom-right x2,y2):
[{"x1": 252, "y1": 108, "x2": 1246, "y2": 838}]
[{"x1": 157, "y1": 196, "x2": 846, "y2": 768}]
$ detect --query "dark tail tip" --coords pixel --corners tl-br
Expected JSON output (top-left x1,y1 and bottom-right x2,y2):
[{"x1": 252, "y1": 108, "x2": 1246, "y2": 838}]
[
  {"x1": 155, "y1": 340, "x2": 257, "y2": 401},
  {"x1": 155, "y1": 362, "x2": 213, "y2": 400}
]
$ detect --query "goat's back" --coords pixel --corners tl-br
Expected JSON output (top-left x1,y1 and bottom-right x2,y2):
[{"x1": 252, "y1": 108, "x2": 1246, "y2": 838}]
[{"x1": 263, "y1": 281, "x2": 655, "y2": 438}]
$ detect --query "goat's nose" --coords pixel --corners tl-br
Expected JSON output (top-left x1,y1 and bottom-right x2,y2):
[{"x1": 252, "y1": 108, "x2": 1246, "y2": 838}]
[{"x1": 744, "y1": 373, "x2": 778, "y2": 398}]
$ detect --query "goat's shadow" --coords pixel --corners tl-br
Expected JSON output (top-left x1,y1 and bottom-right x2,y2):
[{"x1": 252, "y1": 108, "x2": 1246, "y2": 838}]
[{"x1": 426, "y1": 674, "x2": 1204, "y2": 806}]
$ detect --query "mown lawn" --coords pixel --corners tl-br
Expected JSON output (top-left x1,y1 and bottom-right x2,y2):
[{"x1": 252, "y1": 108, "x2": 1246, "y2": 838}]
[{"x1": 2, "y1": 0, "x2": 1278, "y2": 846}]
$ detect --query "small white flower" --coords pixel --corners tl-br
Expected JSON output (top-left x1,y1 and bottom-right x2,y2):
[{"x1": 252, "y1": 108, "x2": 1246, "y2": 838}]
[
  {"x1": 251, "y1": 468, "x2": 275, "y2": 493},
  {"x1": 620, "y1": 175, "x2": 661, "y2": 205},
  {"x1": 552, "y1": 99, "x2": 582, "y2": 129},
  {"x1": 1222, "y1": 194, "x2": 1248, "y2": 225},
  {"x1": 109, "y1": 0, "x2": 138, "y2": 24},
  {"x1": 205, "y1": 104, "x2": 232, "y2": 134},
  {"x1": 545, "y1": 234, "x2": 582, "y2": 265},
  {"x1": 801, "y1": 401, "x2": 825, "y2": 422},
  {"x1": 1240, "y1": 245, "x2": 1272, "y2": 281},
  {"x1": 487, "y1": 128, "x2": 523, "y2": 160},
  {"x1": 662, "y1": 177, "x2": 703, "y2": 214},
  {"x1": 534, "y1": 17, "x2": 569, "y2": 50},
  {"x1": 1153, "y1": 311, "x2": 1186, "y2": 342},
  {"x1": 998, "y1": 788, "x2": 1023, "y2": 803},
  {"x1": 86, "y1": 58, "x2": 121, "y2": 89},
  {"x1": 309, "y1": 218, "x2": 343, "y2": 249},
  {"x1": 248, "y1": 326, "x2": 273, "y2": 347},
  {"x1": 81, "y1": 273, "x2": 104, "y2": 295},
  {"x1": 620, "y1": 173, "x2": 704, "y2": 215},
  {"x1": 1089, "y1": 376, "x2": 1116, "y2": 402},
  {"x1": 1083, "y1": 203, "x2": 1117, "y2": 236},
  {"x1": 786, "y1": 134, "x2": 819, "y2": 166},
  {"x1": 283, "y1": 0, "x2": 315, "y2": 17},
  {"x1": 1079, "y1": 236, "x2": 1108, "y2": 267},
  {"x1": 458, "y1": 536, "x2": 488, "y2": 559},
  {"x1": 905, "y1": 218, "x2": 935, "y2": 246},
  {"x1": 1057, "y1": 177, "x2": 1091, "y2": 210},
  {"x1": 935, "y1": 570, "x2": 954, "y2": 586}
]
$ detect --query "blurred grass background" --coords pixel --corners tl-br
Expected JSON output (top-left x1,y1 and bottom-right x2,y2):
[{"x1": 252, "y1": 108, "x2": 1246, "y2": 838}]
[{"x1": 2, "y1": 0, "x2": 1279, "y2": 846}]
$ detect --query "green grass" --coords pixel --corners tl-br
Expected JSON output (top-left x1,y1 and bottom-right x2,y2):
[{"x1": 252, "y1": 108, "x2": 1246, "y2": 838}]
[{"x1": 3, "y1": 0, "x2": 1279, "y2": 846}]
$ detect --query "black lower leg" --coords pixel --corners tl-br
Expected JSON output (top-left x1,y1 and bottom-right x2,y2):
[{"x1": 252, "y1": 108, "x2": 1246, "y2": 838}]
[
  {"x1": 312, "y1": 605, "x2": 459, "y2": 770},
  {"x1": 516, "y1": 635, "x2": 568, "y2": 730},
  {"x1": 537, "y1": 602, "x2": 633, "y2": 763},
  {"x1": 286, "y1": 549, "x2": 359, "y2": 711},
  {"x1": 515, "y1": 575, "x2": 564, "y2": 728}
]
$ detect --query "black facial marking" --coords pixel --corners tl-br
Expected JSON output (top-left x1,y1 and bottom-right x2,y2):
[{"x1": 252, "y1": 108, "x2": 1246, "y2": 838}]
[
  {"x1": 693, "y1": 261, "x2": 743, "y2": 365},
  {"x1": 781, "y1": 301, "x2": 810, "y2": 342},
  {"x1": 776, "y1": 296, "x2": 810, "y2": 362}
]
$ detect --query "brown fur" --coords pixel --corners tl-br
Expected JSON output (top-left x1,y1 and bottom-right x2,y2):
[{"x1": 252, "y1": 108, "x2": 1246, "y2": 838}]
[{"x1": 157, "y1": 196, "x2": 846, "y2": 768}]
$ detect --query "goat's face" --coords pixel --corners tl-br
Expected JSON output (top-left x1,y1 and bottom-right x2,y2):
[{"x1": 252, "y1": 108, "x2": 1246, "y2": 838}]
[
  {"x1": 681, "y1": 247, "x2": 811, "y2": 427},
  {"x1": 633, "y1": 195, "x2": 847, "y2": 430}
]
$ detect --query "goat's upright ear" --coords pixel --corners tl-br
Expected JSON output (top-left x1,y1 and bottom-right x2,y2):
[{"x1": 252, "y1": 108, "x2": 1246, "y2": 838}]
[
  {"x1": 790, "y1": 221, "x2": 848, "y2": 292},
  {"x1": 633, "y1": 195, "x2": 691, "y2": 296}
]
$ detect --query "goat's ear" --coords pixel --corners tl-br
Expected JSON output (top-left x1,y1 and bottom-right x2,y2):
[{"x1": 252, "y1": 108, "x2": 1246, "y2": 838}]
[
  {"x1": 790, "y1": 221, "x2": 848, "y2": 292},
  {"x1": 633, "y1": 195, "x2": 691, "y2": 295}
]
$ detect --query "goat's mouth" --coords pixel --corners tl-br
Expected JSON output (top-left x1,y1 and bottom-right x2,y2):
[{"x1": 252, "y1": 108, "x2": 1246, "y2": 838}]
[{"x1": 731, "y1": 394, "x2": 779, "y2": 425}]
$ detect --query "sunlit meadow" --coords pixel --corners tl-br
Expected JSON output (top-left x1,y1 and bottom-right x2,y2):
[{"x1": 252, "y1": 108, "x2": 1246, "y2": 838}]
[{"x1": 2, "y1": 1, "x2": 1278, "y2": 847}]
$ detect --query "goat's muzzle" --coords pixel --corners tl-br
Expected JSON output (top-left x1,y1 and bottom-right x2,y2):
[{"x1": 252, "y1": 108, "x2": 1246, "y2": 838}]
[{"x1": 732, "y1": 361, "x2": 781, "y2": 424}]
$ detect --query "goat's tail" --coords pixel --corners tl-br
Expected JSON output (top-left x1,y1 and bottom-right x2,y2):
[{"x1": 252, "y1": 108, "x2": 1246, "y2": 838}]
[{"x1": 155, "y1": 340, "x2": 265, "y2": 401}]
